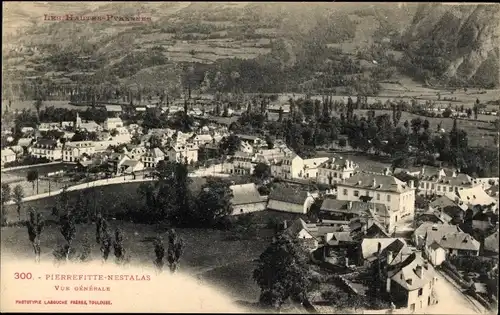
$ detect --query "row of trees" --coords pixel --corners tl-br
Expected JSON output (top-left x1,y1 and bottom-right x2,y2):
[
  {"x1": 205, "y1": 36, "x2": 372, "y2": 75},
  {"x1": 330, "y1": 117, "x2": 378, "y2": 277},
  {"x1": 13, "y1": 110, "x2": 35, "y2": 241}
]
[{"x1": 136, "y1": 161, "x2": 234, "y2": 227}]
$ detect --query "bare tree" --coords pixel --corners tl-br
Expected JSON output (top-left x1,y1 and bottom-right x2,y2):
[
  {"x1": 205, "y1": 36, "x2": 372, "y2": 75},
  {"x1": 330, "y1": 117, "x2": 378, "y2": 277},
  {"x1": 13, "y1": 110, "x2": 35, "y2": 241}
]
[
  {"x1": 13, "y1": 185, "x2": 24, "y2": 221},
  {"x1": 167, "y1": 229, "x2": 184, "y2": 273},
  {"x1": 153, "y1": 236, "x2": 166, "y2": 274},
  {"x1": 27, "y1": 208, "x2": 44, "y2": 263},
  {"x1": 113, "y1": 228, "x2": 126, "y2": 265},
  {"x1": 59, "y1": 212, "x2": 76, "y2": 261},
  {"x1": 100, "y1": 226, "x2": 112, "y2": 264}
]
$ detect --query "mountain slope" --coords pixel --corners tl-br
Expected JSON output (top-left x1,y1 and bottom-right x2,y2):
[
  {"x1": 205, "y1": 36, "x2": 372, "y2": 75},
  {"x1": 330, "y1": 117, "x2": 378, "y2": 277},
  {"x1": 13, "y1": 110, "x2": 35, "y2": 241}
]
[{"x1": 402, "y1": 3, "x2": 500, "y2": 87}]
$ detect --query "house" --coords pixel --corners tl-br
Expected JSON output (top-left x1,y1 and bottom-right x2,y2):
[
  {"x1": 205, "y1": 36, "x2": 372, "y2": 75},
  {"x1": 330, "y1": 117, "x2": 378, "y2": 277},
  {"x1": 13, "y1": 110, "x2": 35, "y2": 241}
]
[
  {"x1": 418, "y1": 172, "x2": 479, "y2": 197},
  {"x1": 235, "y1": 134, "x2": 264, "y2": 147},
  {"x1": 1, "y1": 148, "x2": 17, "y2": 166},
  {"x1": 386, "y1": 253, "x2": 438, "y2": 311},
  {"x1": 267, "y1": 187, "x2": 315, "y2": 214},
  {"x1": 414, "y1": 222, "x2": 449, "y2": 249},
  {"x1": 270, "y1": 153, "x2": 303, "y2": 179},
  {"x1": 107, "y1": 153, "x2": 130, "y2": 175},
  {"x1": 336, "y1": 172, "x2": 416, "y2": 227},
  {"x1": 427, "y1": 241, "x2": 447, "y2": 266},
  {"x1": 128, "y1": 146, "x2": 148, "y2": 161},
  {"x1": 31, "y1": 139, "x2": 62, "y2": 161},
  {"x1": 103, "y1": 117, "x2": 123, "y2": 131},
  {"x1": 362, "y1": 220, "x2": 392, "y2": 239},
  {"x1": 483, "y1": 230, "x2": 499, "y2": 255},
  {"x1": 38, "y1": 122, "x2": 61, "y2": 132},
  {"x1": 238, "y1": 140, "x2": 254, "y2": 154},
  {"x1": 284, "y1": 218, "x2": 319, "y2": 251},
  {"x1": 94, "y1": 139, "x2": 121, "y2": 153},
  {"x1": 253, "y1": 148, "x2": 288, "y2": 165},
  {"x1": 485, "y1": 184, "x2": 499, "y2": 198},
  {"x1": 198, "y1": 143, "x2": 220, "y2": 161},
  {"x1": 75, "y1": 113, "x2": 102, "y2": 132},
  {"x1": 142, "y1": 148, "x2": 165, "y2": 168},
  {"x1": 8, "y1": 145, "x2": 23, "y2": 157},
  {"x1": 300, "y1": 157, "x2": 330, "y2": 180},
  {"x1": 224, "y1": 151, "x2": 254, "y2": 175},
  {"x1": 166, "y1": 143, "x2": 198, "y2": 164},
  {"x1": 229, "y1": 183, "x2": 267, "y2": 215},
  {"x1": 413, "y1": 223, "x2": 461, "y2": 249},
  {"x1": 450, "y1": 185, "x2": 498, "y2": 212},
  {"x1": 21, "y1": 126, "x2": 34, "y2": 134},
  {"x1": 428, "y1": 195, "x2": 467, "y2": 224},
  {"x1": 191, "y1": 134, "x2": 213, "y2": 147},
  {"x1": 424, "y1": 227, "x2": 480, "y2": 258},
  {"x1": 62, "y1": 141, "x2": 95, "y2": 162},
  {"x1": 360, "y1": 238, "x2": 413, "y2": 267},
  {"x1": 105, "y1": 105, "x2": 122, "y2": 114},
  {"x1": 119, "y1": 159, "x2": 144, "y2": 174},
  {"x1": 316, "y1": 157, "x2": 357, "y2": 186},
  {"x1": 471, "y1": 210, "x2": 498, "y2": 231},
  {"x1": 319, "y1": 199, "x2": 391, "y2": 231}
]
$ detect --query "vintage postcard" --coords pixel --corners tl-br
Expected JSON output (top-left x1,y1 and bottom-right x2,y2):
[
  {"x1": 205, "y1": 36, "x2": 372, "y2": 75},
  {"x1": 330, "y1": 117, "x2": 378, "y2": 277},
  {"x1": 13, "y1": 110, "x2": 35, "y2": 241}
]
[{"x1": 1, "y1": 1, "x2": 499, "y2": 313}]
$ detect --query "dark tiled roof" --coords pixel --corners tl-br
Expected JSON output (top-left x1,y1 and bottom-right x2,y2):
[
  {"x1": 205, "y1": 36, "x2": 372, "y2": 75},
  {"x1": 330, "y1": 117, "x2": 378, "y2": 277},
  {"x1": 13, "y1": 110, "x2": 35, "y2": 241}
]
[
  {"x1": 338, "y1": 172, "x2": 411, "y2": 193},
  {"x1": 269, "y1": 187, "x2": 310, "y2": 205},
  {"x1": 230, "y1": 183, "x2": 264, "y2": 205}
]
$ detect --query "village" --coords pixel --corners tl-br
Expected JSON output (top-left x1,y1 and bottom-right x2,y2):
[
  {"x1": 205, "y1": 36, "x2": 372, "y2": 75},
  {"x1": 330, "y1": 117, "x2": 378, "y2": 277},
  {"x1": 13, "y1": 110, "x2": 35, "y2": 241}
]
[{"x1": 1, "y1": 94, "x2": 499, "y2": 314}]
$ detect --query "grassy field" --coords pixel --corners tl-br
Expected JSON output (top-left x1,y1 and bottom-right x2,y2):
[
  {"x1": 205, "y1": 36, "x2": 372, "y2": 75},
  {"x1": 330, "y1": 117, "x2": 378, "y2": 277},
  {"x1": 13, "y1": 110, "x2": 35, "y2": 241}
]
[
  {"x1": 0, "y1": 221, "x2": 271, "y2": 303},
  {"x1": 353, "y1": 109, "x2": 499, "y2": 148}
]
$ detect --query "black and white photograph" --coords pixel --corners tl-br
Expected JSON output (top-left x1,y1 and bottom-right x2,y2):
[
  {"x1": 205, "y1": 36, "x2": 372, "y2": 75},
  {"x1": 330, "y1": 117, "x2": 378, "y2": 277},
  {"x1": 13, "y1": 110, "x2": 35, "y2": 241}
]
[{"x1": 1, "y1": 2, "x2": 499, "y2": 313}]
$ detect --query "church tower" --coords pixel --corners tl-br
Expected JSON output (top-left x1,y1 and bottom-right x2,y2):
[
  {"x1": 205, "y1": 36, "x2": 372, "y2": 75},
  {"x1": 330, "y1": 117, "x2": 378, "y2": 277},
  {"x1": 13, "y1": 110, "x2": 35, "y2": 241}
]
[{"x1": 75, "y1": 112, "x2": 82, "y2": 131}]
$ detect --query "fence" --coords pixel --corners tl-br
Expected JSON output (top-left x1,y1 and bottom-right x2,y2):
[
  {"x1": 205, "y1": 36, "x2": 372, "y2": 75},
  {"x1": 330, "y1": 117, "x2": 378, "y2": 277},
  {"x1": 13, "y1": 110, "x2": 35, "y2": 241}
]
[
  {"x1": 469, "y1": 291, "x2": 493, "y2": 311},
  {"x1": 1, "y1": 161, "x2": 62, "y2": 172}
]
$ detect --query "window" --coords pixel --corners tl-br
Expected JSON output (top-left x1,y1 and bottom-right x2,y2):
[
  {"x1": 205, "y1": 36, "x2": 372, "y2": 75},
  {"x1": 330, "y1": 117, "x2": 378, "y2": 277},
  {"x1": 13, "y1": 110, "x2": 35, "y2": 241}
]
[
  {"x1": 437, "y1": 186, "x2": 441, "y2": 192},
  {"x1": 449, "y1": 186, "x2": 453, "y2": 192},
  {"x1": 420, "y1": 182, "x2": 425, "y2": 188},
  {"x1": 431, "y1": 184, "x2": 435, "y2": 190},
  {"x1": 410, "y1": 304, "x2": 415, "y2": 312},
  {"x1": 334, "y1": 172, "x2": 337, "y2": 178},
  {"x1": 343, "y1": 189, "x2": 348, "y2": 196},
  {"x1": 354, "y1": 190, "x2": 359, "y2": 197},
  {"x1": 426, "y1": 183, "x2": 430, "y2": 189},
  {"x1": 418, "y1": 288, "x2": 423, "y2": 296},
  {"x1": 387, "y1": 195, "x2": 391, "y2": 202},
  {"x1": 377, "y1": 193, "x2": 380, "y2": 200}
]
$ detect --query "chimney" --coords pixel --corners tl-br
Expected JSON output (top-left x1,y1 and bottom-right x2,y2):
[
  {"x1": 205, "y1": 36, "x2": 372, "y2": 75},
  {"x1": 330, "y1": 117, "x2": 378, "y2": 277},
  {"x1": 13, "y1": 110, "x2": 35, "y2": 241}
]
[
  {"x1": 372, "y1": 178, "x2": 377, "y2": 188},
  {"x1": 416, "y1": 265, "x2": 423, "y2": 278},
  {"x1": 283, "y1": 220, "x2": 287, "y2": 230},
  {"x1": 408, "y1": 180, "x2": 414, "y2": 189},
  {"x1": 377, "y1": 242, "x2": 382, "y2": 255},
  {"x1": 345, "y1": 257, "x2": 349, "y2": 267},
  {"x1": 387, "y1": 250, "x2": 393, "y2": 264},
  {"x1": 421, "y1": 166, "x2": 425, "y2": 176},
  {"x1": 348, "y1": 201, "x2": 353, "y2": 210},
  {"x1": 386, "y1": 277, "x2": 392, "y2": 293}
]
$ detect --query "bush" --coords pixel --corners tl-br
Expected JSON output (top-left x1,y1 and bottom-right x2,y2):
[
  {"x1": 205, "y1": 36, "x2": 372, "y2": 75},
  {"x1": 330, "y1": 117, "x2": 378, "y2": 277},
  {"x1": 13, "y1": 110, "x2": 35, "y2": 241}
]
[
  {"x1": 442, "y1": 108, "x2": 453, "y2": 118},
  {"x1": 266, "y1": 216, "x2": 282, "y2": 231},
  {"x1": 257, "y1": 185, "x2": 270, "y2": 196}
]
